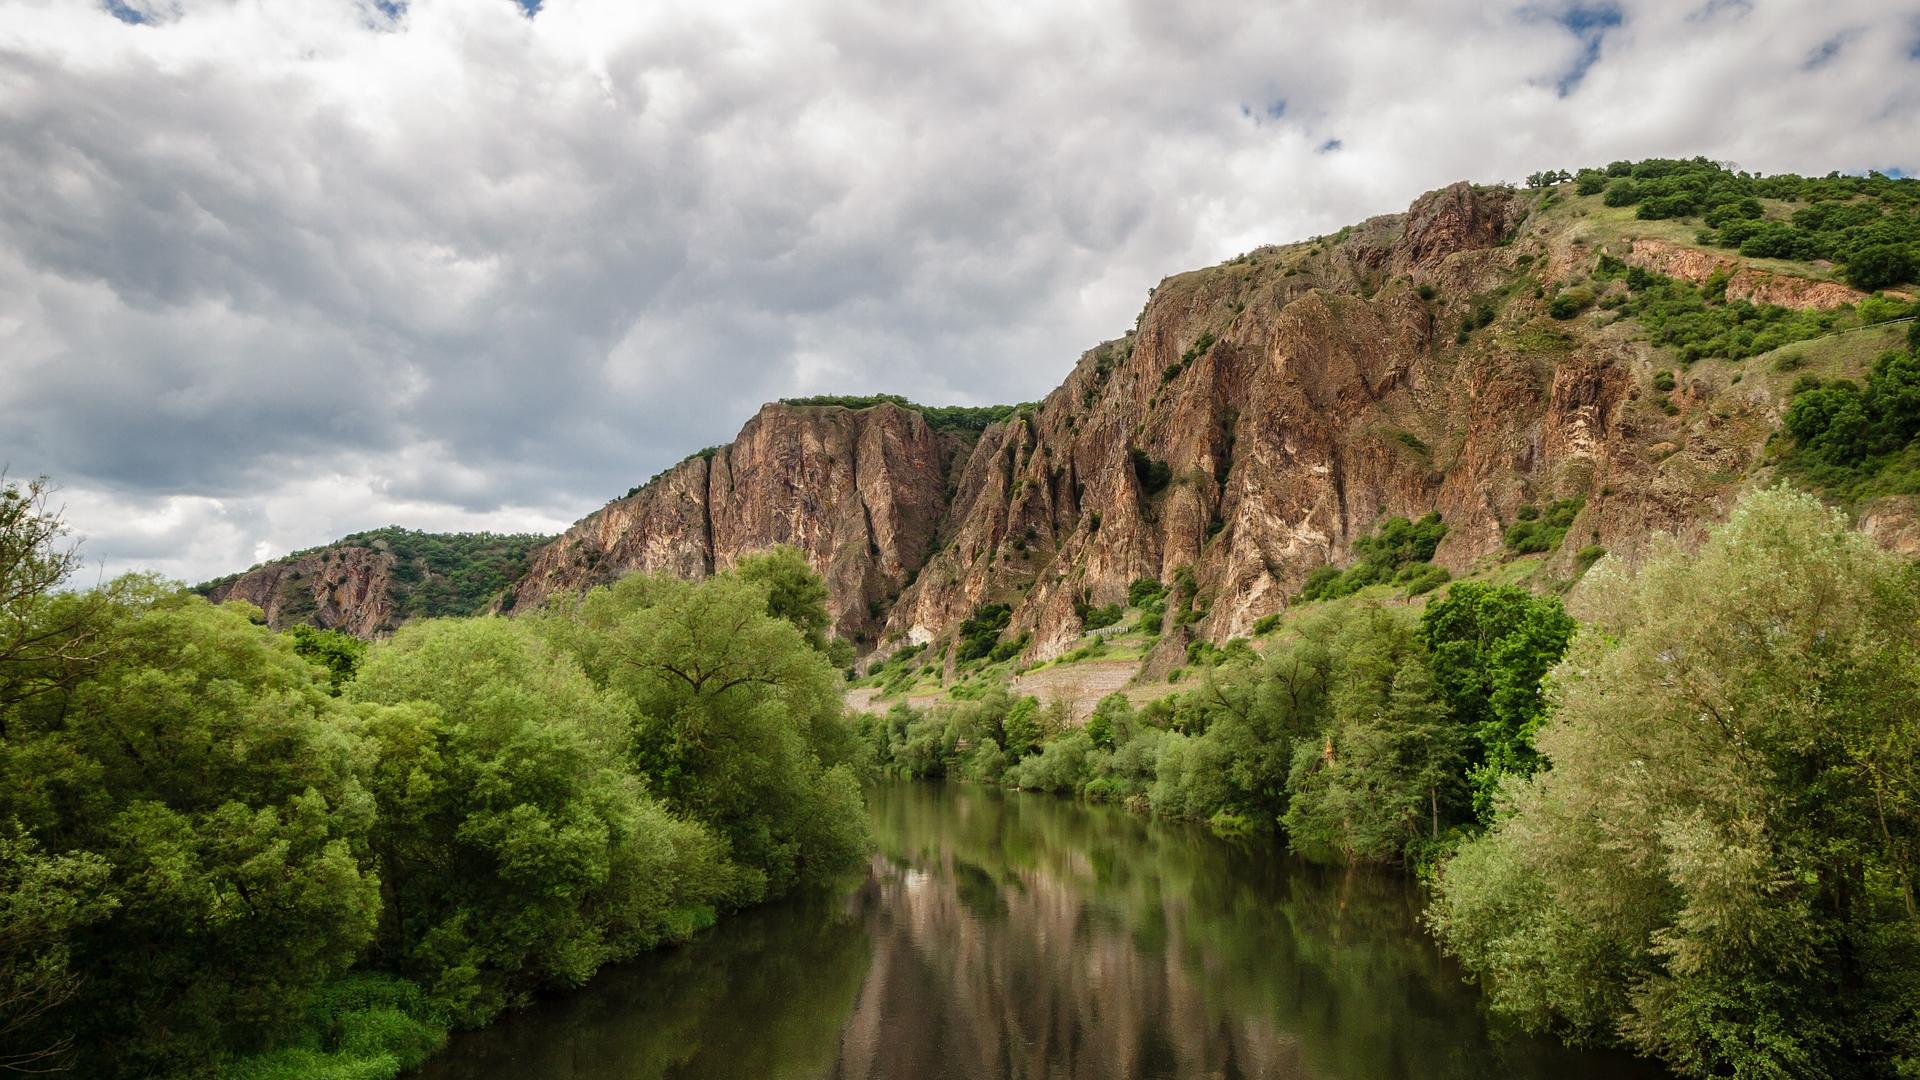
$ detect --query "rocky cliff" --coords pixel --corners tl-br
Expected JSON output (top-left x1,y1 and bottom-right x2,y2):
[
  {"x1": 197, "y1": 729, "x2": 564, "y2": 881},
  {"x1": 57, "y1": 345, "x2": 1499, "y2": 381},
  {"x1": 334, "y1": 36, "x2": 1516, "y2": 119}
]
[
  {"x1": 500, "y1": 402, "x2": 969, "y2": 643},
  {"x1": 213, "y1": 170, "x2": 1918, "y2": 657},
  {"x1": 503, "y1": 178, "x2": 1915, "y2": 668}
]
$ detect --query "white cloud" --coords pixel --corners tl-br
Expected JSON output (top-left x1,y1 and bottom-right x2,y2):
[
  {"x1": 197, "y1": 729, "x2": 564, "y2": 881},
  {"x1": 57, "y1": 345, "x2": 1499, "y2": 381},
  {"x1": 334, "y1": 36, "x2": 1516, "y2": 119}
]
[{"x1": 0, "y1": 0, "x2": 1914, "y2": 582}]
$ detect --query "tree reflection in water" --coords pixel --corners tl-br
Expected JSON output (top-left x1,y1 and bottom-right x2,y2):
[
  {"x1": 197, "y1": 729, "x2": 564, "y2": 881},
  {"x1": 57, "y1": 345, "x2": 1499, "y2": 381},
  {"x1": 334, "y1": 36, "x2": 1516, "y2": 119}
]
[{"x1": 418, "y1": 782, "x2": 1665, "y2": 1080}]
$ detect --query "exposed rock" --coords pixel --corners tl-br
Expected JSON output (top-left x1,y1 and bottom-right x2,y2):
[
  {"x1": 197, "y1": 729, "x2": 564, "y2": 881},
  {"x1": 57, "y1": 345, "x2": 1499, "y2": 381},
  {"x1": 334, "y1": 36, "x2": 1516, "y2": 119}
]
[
  {"x1": 504, "y1": 401, "x2": 961, "y2": 643},
  {"x1": 1622, "y1": 238, "x2": 1866, "y2": 310},
  {"x1": 205, "y1": 546, "x2": 399, "y2": 636}
]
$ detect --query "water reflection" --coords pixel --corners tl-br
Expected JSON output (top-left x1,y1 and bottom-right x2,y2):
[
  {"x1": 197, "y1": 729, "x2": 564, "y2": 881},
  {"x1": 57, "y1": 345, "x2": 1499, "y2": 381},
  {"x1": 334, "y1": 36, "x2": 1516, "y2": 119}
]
[{"x1": 416, "y1": 782, "x2": 1664, "y2": 1080}]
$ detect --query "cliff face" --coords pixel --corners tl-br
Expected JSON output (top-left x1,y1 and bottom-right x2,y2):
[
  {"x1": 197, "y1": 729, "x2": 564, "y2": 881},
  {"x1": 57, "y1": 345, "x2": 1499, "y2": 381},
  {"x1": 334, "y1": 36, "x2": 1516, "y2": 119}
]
[
  {"x1": 497, "y1": 178, "x2": 1907, "y2": 667},
  {"x1": 204, "y1": 546, "x2": 400, "y2": 636},
  {"x1": 502, "y1": 402, "x2": 964, "y2": 643},
  {"x1": 215, "y1": 176, "x2": 1910, "y2": 654}
]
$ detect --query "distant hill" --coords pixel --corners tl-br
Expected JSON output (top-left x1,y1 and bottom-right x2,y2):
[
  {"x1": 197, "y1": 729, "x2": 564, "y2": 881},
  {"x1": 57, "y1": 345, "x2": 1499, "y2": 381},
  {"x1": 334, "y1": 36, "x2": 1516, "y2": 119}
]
[{"x1": 197, "y1": 527, "x2": 551, "y2": 634}]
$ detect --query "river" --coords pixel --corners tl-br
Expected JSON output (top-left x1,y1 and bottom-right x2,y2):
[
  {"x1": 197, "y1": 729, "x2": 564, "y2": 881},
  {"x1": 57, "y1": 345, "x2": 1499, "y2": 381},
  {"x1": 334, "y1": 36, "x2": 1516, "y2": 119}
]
[{"x1": 416, "y1": 781, "x2": 1665, "y2": 1080}]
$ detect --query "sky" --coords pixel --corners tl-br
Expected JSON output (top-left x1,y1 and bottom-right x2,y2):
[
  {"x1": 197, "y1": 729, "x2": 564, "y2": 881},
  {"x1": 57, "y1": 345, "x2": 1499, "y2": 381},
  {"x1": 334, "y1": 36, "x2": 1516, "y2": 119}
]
[{"x1": 2, "y1": 0, "x2": 1917, "y2": 584}]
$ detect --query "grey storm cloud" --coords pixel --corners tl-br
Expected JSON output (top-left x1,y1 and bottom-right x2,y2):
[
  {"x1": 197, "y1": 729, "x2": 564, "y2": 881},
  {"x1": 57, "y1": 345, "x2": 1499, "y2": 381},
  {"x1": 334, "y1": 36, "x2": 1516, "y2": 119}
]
[{"x1": 0, "y1": 0, "x2": 1916, "y2": 582}]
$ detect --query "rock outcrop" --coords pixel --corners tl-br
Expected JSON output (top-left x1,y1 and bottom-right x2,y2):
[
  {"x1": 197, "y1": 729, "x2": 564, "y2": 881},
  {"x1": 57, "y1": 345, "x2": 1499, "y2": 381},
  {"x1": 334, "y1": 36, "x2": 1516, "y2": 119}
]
[
  {"x1": 502, "y1": 402, "x2": 964, "y2": 643},
  {"x1": 204, "y1": 546, "x2": 400, "y2": 636}
]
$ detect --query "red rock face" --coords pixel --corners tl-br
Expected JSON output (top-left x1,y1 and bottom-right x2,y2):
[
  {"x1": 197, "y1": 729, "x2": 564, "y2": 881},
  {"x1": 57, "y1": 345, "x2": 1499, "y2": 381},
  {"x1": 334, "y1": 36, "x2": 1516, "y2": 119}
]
[
  {"x1": 491, "y1": 180, "x2": 1903, "y2": 663},
  {"x1": 504, "y1": 401, "x2": 959, "y2": 643},
  {"x1": 205, "y1": 546, "x2": 399, "y2": 635}
]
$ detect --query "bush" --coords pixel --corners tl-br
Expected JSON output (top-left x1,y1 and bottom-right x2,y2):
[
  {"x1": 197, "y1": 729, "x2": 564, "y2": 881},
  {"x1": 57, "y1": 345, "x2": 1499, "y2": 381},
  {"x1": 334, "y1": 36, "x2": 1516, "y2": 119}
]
[
  {"x1": 955, "y1": 602, "x2": 1013, "y2": 662},
  {"x1": 1602, "y1": 178, "x2": 1641, "y2": 207},
  {"x1": 1502, "y1": 497, "x2": 1585, "y2": 554},
  {"x1": 1547, "y1": 287, "x2": 1594, "y2": 319},
  {"x1": 1845, "y1": 244, "x2": 1919, "y2": 292}
]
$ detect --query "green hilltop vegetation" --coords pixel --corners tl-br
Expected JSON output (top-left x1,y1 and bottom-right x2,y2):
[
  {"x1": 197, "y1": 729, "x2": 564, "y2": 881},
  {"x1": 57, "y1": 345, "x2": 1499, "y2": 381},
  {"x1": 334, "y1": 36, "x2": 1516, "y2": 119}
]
[
  {"x1": 196, "y1": 527, "x2": 552, "y2": 621},
  {"x1": 778, "y1": 392, "x2": 1029, "y2": 434}
]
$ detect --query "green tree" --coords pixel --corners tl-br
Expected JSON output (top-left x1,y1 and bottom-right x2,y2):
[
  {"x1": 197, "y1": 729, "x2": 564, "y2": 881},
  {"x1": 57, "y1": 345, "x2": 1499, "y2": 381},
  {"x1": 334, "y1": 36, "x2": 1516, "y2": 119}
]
[
  {"x1": 735, "y1": 546, "x2": 831, "y2": 650},
  {"x1": 531, "y1": 572, "x2": 868, "y2": 903},
  {"x1": 288, "y1": 623, "x2": 368, "y2": 692},
  {"x1": 346, "y1": 617, "x2": 730, "y2": 1025},
  {"x1": 0, "y1": 833, "x2": 115, "y2": 1073},
  {"x1": 0, "y1": 588, "x2": 381, "y2": 1076},
  {"x1": 1428, "y1": 488, "x2": 1920, "y2": 1078},
  {"x1": 1284, "y1": 606, "x2": 1467, "y2": 864},
  {"x1": 1419, "y1": 583, "x2": 1576, "y2": 819},
  {"x1": 0, "y1": 478, "x2": 111, "y2": 730},
  {"x1": 1844, "y1": 243, "x2": 1918, "y2": 292}
]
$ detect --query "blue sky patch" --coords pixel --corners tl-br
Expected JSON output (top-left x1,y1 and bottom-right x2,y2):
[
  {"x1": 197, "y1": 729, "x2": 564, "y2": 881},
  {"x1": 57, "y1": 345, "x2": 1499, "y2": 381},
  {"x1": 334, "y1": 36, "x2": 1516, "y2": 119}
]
[
  {"x1": 1550, "y1": 4, "x2": 1624, "y2": 96},
  {"x1": 102, "y1": 0, "x2": 149, "y2": 25},
  {"x1": 1319, "y1": 138, "x2": 1342, "y2": 153}
]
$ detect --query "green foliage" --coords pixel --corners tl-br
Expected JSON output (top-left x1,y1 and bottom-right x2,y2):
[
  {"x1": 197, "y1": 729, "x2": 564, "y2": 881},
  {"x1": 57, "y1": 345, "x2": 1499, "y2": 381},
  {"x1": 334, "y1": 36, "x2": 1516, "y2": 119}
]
[
  {"x1": 289, "y1": 624, "x2": 367, "y2": 692},
  {"x1": 1501, "y1": 497, "x2": 1585, "y2": 554},
  {"x1": 1593, "y1": 258, "x2": 1840, "y2": 363},
  {"x1": 1428, "y1": 489, "x2": 1920, "y2": 1078},
  {"x1": 345, "y1": 617, "x2": 732, "y2": 1025},
  {"x1": 1074, "y1": 596, "x2": 1123, "y2": 631},
  {"x1": 1651, "y1": 368, "x2": 1676, "y2": 391},
  {"x1": 955, "y1": 602, "x2": 1013, "y2": 662},
  {"x1": 0, "y1": 495, "x2": 870, "y2": 1079},
  {"x1": 1419, "y1": 583, "x2": 1577, "y2": 821},
  {"x1": 777, "y1": 394, "x2": 1023, "y2": 434},
  {"x1": 1781, "y1": 346, "x2": 1920, "y2": 500},
  {"x1": 1581, "y1": 157, "x2": 1920, "y2": 292},
  {"x1": 1, "y1": 586, "x2": 381, "y2": 1077},
  {"x1": 735, "y1": 545, "x2": 832, "y2": 650},
  {"x1": 1299, "y1": 512, "x2": 1448, "y2": 601},
  {"x1": 528, "y1": 572, "x2": 869, "y2": 905},
  {"x1": 220, "y1": 974, "x2": 447, "y2": 1080},
  {"x1": 1546, "y1": 286, "x2": 1594, "y2": 319},
  {"x1": 1283, "y1": 606, "x2": 1467, "y2": 866},
  {"x1": 1129, "y1": 447, "x2": 1172, "y2": 496}
]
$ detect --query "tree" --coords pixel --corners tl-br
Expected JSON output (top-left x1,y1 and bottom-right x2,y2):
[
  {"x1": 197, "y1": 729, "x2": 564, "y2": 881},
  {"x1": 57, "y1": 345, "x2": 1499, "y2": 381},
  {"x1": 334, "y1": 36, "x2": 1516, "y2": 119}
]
[
  {"x1": 1419, "y1": 583, "x2": 1575, "y2": 819},
  {"x1": 0, "y1": 588, "x2": 381, "y2": 1076},
  {"x1": 531, "y1": 572, "x2": 868, "y2": 903},
  {"x1": 1428, "y1": 488, "x2": 1920, "y2": 1078},
  {"x1": 0, "y1": 834, "x2": 114, "y2": 1073},
  {"x1": 1844, "y1": 243, "x2": 1918, "y2": 292},
  {"x1": 735, "y1": 545, "x2": 831, "y2": 650},
  {"x1": 0, "y1": 478, "x2": 111, "y2": 730},
  {"x1": 1283, "y1": 605, "x2": 1467, "y2": 864},
  {"x1": 288, "y1": 623, "x2": 367, "y2": 692},
  {"x1": 346, "y1": 617, "x2": 730, "y2": 1025}
]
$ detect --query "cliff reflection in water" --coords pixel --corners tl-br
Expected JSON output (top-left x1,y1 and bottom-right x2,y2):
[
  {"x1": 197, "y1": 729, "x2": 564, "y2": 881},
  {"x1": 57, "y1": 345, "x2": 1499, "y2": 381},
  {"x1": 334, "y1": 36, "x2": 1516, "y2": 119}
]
[{"x1": 416, "y1": 781, "x2": 1663, "y2": 1080}]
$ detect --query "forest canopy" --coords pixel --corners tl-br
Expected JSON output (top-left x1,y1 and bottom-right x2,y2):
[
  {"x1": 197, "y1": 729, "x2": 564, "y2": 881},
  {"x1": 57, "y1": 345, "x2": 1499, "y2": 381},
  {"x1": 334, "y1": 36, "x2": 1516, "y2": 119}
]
[{"x1": 0, "y1": 490, "x2": 869, "y2": 1080}]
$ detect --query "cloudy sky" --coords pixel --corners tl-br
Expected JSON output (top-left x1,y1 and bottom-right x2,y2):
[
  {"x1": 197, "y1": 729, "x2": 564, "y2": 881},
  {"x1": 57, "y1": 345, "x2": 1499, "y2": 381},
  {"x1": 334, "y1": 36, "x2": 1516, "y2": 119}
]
[{"x1": 2, "y1": 0, "x2": 1916, "y2": 583}]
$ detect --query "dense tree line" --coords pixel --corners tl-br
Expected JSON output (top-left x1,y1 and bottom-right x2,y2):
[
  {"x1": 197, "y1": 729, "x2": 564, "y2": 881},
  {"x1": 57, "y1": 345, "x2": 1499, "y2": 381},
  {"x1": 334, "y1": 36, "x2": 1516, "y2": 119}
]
[
  {"x1": 865, "y1": 577, "x2": 1571, "y2": 862},
  {"x1": 867, "y1": 488, "x2": 1920, "y2": 1077},
  {"x1": 0, "y1": 491, "x2": 869, "y2": 1080}
]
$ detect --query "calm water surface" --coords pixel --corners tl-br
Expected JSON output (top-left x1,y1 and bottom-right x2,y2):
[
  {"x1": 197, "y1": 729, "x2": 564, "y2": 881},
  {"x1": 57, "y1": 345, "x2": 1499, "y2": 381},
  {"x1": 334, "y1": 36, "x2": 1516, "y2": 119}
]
[{"x1": 417, "y1": 781, "x2": 1665, "y2": 1080}]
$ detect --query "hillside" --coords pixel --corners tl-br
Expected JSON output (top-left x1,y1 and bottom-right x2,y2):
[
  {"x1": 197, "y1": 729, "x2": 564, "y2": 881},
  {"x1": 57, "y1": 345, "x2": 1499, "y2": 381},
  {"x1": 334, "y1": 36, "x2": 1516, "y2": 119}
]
[
  {"x1": 211, "y1": 159, "x2": 1920, "y2": 657},
  {"x1": 197, "y1": 527, "x2": 550, "y2": 634},
  {"x1": 502, "y1": 158, "x2": 1920, "y2": 676}
]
